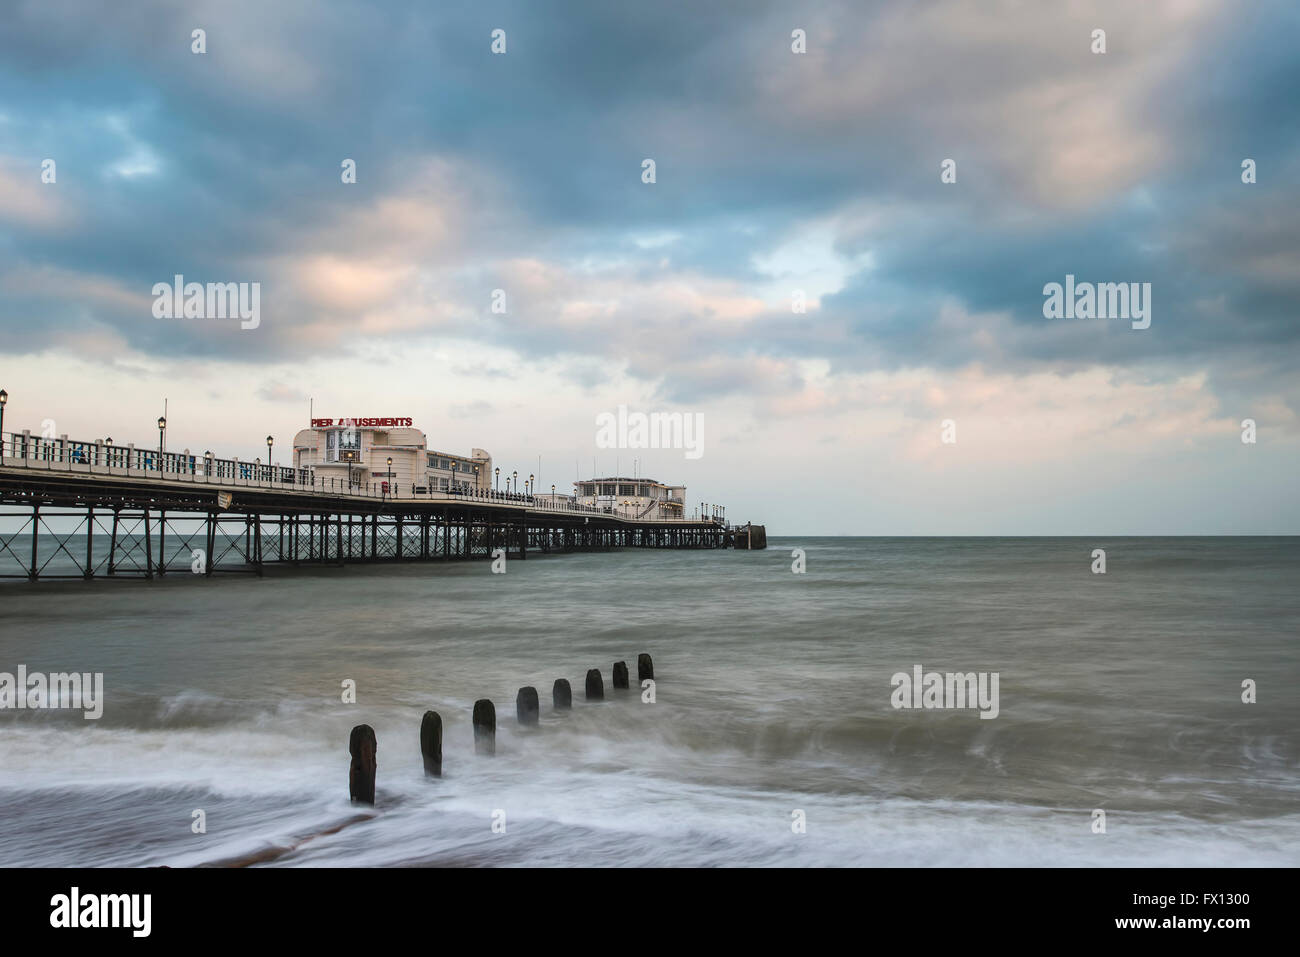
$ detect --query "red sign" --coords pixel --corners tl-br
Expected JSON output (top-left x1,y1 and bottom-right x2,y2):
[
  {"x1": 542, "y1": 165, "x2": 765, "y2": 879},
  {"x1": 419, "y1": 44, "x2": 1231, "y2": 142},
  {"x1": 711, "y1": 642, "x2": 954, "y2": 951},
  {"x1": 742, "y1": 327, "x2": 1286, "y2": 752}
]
[{"x1": 311, "y1": 417, "x2": 413, "y2": 428}]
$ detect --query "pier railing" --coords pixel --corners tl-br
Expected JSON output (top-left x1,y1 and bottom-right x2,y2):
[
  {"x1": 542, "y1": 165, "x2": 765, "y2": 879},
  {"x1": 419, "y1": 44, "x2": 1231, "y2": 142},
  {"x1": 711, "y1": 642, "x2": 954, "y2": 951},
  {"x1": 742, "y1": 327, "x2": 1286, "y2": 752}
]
[{"x1": 0, "y1": 430, "x2": 726, "y2": 524}]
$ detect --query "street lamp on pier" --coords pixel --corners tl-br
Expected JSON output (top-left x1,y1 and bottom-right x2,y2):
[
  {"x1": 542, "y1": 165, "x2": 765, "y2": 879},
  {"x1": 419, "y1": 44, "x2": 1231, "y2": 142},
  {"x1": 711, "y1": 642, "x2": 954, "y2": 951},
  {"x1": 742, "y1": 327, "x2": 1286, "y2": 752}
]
[
  {"x1": 157, "y1": 416, "x2": 166, "y2": 471},
  {"x1": 0, "y1": 389, "x2": 7, "y2": 463},
  {"x1": 494, "y1": 466, "x2": 500, "y2": 491}
]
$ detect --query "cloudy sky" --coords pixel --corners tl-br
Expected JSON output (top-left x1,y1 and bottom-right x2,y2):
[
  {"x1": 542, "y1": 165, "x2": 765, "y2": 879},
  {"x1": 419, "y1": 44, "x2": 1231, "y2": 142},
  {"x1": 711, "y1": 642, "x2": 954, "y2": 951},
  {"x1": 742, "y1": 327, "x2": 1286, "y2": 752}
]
[{"x1": 1, "y1": 0, "x2": 1296, "y2": 533}]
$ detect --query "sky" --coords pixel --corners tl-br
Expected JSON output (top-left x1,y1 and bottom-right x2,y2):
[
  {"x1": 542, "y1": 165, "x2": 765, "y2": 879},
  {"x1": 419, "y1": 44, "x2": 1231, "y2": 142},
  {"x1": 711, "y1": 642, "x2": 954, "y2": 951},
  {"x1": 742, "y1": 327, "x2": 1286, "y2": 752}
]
[{"x1": 0, "y1": 0, "x2": 1297, "y2": 534}]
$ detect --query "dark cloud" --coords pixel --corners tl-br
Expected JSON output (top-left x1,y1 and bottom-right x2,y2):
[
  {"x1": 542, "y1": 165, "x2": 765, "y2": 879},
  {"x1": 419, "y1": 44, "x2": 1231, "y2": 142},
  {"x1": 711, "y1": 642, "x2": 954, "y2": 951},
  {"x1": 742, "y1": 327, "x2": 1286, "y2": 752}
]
[{"x1": 0, "y1": 0, "x2": 1296, "y2": 419}]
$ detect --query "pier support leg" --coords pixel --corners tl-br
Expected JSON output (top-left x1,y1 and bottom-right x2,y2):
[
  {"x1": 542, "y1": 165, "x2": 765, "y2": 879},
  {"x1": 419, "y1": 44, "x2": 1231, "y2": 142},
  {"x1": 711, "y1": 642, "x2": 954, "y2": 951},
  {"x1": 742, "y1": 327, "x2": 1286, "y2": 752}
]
[
  {"x1": 108, "y1": 507, "x2": 119, "y2": 576},
  {"x1": 84, "y1": 507, "x2": 94, "y2": 580},
  {"x1": 143, "y1": 507, "x2": 153, "y2": 580},
  {"x1": 206, "y1": 511, "x2": 215, "y2": 576},
  {"x1": 254, "y1": 513, "x2": 263, "y2": 576},
  {"x1": 29, "y1": 503, "x2": 39, "y2": 581}
]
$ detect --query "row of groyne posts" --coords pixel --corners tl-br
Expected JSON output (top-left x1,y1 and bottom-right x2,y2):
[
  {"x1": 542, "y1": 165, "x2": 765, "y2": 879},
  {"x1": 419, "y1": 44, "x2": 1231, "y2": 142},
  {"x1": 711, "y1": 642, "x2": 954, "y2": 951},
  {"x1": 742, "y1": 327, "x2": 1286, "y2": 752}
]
[{"x1": 348, "y1": 653, "x2": 654, "y2": 804}]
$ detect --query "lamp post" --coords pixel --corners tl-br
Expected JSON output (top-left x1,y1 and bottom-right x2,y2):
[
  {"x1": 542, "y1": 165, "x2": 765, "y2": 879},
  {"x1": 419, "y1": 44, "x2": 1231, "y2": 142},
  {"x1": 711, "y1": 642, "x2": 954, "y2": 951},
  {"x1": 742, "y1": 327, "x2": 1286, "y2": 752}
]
[
  {"x1": 512, "y1": 470, "x2": 517, "y2": 496},
  {"x1": 0, "y1": 389, "x2": 7, "y2": 463},
  {"x1": 157, "y1": 416, "x2": 166, "y2": 471},
  {"x1": 104, "y1": 436, "x2": 112, "y2": 469},
  {"x1": 528, "y1": 473, "x2": 534, "y2": 498},
  {"x1": 386, "y1": 456, "x2": 393, "y2": 498},
  {"x1": 474, "y1": 465, "x2": 479, "y2": 496},
  {"x1": 494, "y1": 466, "x2": 500, "y2": 492}
]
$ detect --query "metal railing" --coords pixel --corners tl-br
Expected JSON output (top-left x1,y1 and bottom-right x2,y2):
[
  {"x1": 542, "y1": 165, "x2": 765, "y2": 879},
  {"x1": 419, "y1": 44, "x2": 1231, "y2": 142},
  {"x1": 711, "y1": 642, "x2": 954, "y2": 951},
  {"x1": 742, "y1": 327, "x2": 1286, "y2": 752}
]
[{"x1": 0, "y1": 430, "x2": 724, "y2": 523}]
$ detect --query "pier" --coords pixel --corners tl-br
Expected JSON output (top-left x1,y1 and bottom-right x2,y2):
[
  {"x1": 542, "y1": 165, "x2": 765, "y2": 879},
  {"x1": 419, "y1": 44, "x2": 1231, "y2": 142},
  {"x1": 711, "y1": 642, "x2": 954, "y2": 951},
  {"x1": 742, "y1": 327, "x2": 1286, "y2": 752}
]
[{"x1": 0, "y1": 430, "x2": 761, "y2": 582}]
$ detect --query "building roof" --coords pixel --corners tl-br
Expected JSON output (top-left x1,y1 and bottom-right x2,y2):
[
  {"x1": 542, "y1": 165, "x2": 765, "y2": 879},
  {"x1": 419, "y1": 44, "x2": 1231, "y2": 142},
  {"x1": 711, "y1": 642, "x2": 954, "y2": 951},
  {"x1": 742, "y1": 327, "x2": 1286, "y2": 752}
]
[{"x1": 577, "y1": 476, "x2": 669, "y2": 485}]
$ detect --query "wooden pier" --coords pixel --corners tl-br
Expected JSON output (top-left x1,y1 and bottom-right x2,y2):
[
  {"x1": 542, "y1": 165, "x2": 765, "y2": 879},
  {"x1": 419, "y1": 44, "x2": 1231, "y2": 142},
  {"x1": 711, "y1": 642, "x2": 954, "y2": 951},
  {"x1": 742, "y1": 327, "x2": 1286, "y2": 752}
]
[{"x1": 0, "y1": 431, "x2": 757, "y2": 581}]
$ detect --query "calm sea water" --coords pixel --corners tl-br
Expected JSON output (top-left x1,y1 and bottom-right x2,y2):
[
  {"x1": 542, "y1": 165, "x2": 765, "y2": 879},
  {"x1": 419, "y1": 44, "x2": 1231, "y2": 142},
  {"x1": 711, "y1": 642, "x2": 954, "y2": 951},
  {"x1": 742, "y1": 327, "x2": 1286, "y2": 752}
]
[{"x1": 1, "y1": 537, "x2": 1297, "y2": 867}]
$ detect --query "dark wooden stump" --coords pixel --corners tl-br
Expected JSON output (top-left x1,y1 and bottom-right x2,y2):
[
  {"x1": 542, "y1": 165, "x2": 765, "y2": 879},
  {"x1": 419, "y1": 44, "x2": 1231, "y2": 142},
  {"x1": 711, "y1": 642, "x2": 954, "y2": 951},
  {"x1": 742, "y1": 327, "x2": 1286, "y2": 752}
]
[
  {"x1": 349, "y1": 724, "x2": 377, "y2": 804},
  {"x1": 585, "y1": 668, "x2": 604, "y2": 701},
  {"x1": 473, "y1": 699, "x2": 496, "y2": 756},
  {"x1": 516, "y1": 686, "x2": 539, "y2": 726},
  {"x1": 420, "y1": 710, "x2": 442, "y2": 777},
  {"x1": 612, "y1": 660, "x2": 629, "y2": 689},
  {"x1": 638, "y1": 653, "x2": 654, "y2": 682},
  {"x1": 553, "y1": 678, "x2": 572, "y2": 710}
]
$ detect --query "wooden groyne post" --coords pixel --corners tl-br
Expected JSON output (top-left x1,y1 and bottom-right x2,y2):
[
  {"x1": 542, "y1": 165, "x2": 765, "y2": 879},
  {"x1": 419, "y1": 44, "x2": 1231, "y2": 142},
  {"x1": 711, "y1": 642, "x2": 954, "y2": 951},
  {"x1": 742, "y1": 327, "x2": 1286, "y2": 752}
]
[
  {"x1": 553, "y1": 678, "x2": 572, "y2": 710},
  {"x1": 517, "y1": 686, "x2": 539, "y2": 726},
  {"x1": 349, "y1": 724, "x2": 377, "y2": 804},
  {"x1": 473, "y1": 699, "x2": 496, "y2": 755},
  {"x1": 420, "y1": 710, "x2": 442, "y2": 777},
  {"x1": 585, "y1": 668, "x2": 604, "y2": 701},
  {"x1": 612, "y1": 660, "x2": 629, "y2": 689},
  {"x1": 638, "y1": 653, "x2": 654, "y2": 682}
]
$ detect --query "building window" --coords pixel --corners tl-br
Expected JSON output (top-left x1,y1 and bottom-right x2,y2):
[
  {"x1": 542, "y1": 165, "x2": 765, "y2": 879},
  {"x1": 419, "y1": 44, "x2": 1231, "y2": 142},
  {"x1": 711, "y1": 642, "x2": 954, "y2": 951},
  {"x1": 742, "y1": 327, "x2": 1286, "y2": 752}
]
[
  {"x1": 324, "y1": 429, "x2": 360, "y2": 463},
  {"x1": 601, "y1": 484, "x2": 615, "y2": 495}
]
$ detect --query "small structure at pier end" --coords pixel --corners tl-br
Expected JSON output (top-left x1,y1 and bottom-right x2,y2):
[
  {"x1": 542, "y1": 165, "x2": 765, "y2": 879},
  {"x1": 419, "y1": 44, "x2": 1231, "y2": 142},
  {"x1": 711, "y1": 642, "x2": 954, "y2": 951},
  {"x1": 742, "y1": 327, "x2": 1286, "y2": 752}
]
[{"x1": 574, "y1": 476, "x2": 688, "y2": 521}]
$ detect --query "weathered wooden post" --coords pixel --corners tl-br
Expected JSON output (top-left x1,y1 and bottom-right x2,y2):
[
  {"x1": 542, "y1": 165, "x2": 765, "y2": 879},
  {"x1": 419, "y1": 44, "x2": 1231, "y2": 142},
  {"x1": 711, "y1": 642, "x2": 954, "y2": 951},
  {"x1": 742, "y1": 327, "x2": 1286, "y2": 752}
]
[
  {"x1": 516, "y1": 686, "x2": 539, "y2": 726},
  {"x1": 585, "y1": 668, "x2": 604, "y2": 701},
  {"x1": 612, "y1": 660, "x2": 629, "y2": 689},
  {"x1": 638, "y1": 653, "x2": 654, "y2": 682},
  {"x1": 553, "y1": 678, "x2": 572, "y2": 710},
  {"x1": 420, "y1": 710, "x2": 442, "y2": 777},
  {"x1": 473, "y1": 699, "x2": 496, "y2": 755},
  {"x1": 349, "y1": 724, "x2": 377, "y2": 804}
]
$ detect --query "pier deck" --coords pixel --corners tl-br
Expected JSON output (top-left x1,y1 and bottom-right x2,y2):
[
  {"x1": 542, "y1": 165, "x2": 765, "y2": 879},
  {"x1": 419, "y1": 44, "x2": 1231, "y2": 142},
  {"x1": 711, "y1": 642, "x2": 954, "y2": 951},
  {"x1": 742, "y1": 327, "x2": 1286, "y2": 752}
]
[{"x1": 0, "y1": 432, "x2": 744, "y2": 581}]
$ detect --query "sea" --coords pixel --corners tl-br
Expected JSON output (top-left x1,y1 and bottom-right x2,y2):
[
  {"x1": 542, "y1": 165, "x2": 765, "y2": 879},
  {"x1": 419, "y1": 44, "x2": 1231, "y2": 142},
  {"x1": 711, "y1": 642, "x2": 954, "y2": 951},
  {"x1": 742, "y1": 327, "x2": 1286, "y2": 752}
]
[{"x1": 1, "y1": 537, "x2": 1297, "y2": 867}]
